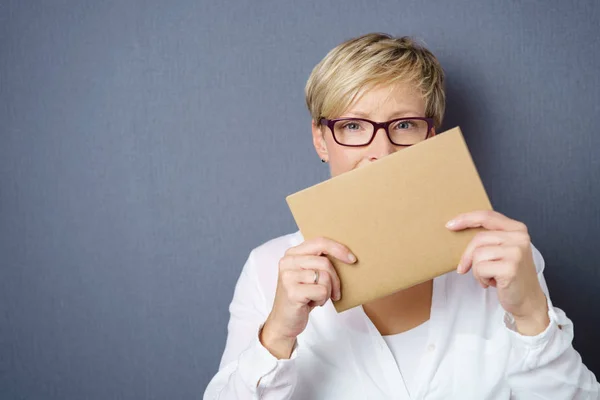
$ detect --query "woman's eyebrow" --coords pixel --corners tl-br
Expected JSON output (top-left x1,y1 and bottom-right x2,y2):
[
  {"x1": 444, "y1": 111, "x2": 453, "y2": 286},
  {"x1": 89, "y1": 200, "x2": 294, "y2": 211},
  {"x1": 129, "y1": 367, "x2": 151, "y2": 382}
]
[
  {"x1": 386, "y1": 111, "x2": 422, "y2": 119},
  {"x1": 342, "y1": 110, "x2": 422, "y2": 119}
]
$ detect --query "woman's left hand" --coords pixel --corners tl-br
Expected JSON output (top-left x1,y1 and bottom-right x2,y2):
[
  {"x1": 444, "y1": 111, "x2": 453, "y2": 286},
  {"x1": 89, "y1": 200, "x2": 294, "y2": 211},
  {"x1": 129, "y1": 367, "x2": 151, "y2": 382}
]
[{"x1": 446, "y1": 210, "x2": 550, "y2": 335}]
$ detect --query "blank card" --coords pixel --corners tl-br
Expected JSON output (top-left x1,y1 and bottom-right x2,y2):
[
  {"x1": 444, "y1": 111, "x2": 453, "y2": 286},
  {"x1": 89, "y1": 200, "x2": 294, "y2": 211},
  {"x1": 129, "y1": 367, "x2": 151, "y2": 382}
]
[{"x1": 286, "y1": 127, "x2": 493, "y2": 312}]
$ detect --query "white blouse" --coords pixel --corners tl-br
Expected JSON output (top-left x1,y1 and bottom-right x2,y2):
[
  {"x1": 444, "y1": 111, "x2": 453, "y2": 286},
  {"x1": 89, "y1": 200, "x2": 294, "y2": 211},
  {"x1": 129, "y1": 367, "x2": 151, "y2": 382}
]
[
  {"x1": 204, "y1": 231, "x2": 599, "y2": 399},
  {"x1": 383, "y1": 320, "x2": 430, "y2": 397}
]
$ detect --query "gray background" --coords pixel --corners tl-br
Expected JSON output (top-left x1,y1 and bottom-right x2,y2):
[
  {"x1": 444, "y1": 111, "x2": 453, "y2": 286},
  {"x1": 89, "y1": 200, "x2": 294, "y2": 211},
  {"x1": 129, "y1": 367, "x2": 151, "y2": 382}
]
[{"x1": 1, "y1": 0, "x2": 599, "y2": 398}]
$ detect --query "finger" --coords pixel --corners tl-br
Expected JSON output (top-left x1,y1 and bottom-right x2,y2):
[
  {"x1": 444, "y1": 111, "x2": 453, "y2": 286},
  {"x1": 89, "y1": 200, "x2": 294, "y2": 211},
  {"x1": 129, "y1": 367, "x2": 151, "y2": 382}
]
[
  {"x1": 281, "y1": 268, "x2": 328, "y2": 285},
  {"x1": 472, "y1": 259, "x2": 513, "y2": 289},
  {"x1": 288, "y1": 281, "x2": 330, "y2": 307},
  {"x1": 472, "y1": 245, "x2": 522, "y2": 267},
  {"x1": 279, "y1": 255, "x2": 341, "y2": 301},
  {"x1": 283, "y1": 269, "x2": 333, "y2": 301},
  {"x1": 446, "y1": 210, "x2": 528, "y2": 233},
  {"x1": 470, "y1": 259, "x2": 491, "y2": 288},
  {"x1": 458, "y1": 231, "x2": 527, "y2": 274},
  {"x1": 470, "y1": 247, "x2": 506, "y2": 288},
  {"x1": 305, "y1": 272, "x2": 332, "y2": 306},
  {"x1": 286, "y1": 236, "x2": 357, "y2": 265},
  {"x1": 472, "y1": 245, "x2": 507, "y2": 266}
]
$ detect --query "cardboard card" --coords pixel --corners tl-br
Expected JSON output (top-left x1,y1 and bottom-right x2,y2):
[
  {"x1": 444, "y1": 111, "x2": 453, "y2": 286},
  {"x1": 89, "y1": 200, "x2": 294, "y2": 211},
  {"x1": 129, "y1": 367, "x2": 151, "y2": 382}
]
[{"x1": 285, "y1": 127, "x2": 493, "y2": 312}]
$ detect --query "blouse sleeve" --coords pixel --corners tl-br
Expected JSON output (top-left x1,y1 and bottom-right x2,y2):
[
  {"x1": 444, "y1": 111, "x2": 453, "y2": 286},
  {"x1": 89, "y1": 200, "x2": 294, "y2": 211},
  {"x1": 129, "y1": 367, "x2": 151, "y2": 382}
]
[
  {"x1": 203, "y1": 250, "x2": 298, "y2": 400},
  {"x1": 505, "y1": 244, "x2": 599, "y2": 399}
]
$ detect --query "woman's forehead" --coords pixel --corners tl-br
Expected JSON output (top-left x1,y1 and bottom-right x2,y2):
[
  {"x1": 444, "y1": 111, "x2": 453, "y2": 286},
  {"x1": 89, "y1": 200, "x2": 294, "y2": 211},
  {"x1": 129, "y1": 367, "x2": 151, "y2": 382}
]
[{"x1": 341, "y1": 82, "x2": 426, "y2": 118}]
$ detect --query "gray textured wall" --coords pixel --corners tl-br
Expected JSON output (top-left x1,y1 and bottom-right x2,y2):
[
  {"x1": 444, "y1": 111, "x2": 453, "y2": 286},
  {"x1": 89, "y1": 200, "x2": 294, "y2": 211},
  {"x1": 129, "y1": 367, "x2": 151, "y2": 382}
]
[{"x1": 1, "y1": 0, "x2": 599, "y2": 398}]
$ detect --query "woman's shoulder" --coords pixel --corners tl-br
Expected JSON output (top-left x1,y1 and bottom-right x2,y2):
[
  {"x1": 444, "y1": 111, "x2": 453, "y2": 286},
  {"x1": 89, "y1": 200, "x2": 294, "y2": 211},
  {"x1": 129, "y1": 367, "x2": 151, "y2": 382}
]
[
  {"x1": 248, "y1": 230, "x2": 304, "y2": 265},
  {"x1": 242, "y1": 230, "x2": 304, "y2": 299}
]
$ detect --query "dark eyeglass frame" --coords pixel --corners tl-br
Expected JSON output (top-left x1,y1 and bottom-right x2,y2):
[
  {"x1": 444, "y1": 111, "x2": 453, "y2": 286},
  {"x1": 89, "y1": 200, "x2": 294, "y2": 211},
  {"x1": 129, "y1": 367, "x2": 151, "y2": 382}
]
[{"x1": 319, "y1": 117, "x2": 434, "y2": 147}]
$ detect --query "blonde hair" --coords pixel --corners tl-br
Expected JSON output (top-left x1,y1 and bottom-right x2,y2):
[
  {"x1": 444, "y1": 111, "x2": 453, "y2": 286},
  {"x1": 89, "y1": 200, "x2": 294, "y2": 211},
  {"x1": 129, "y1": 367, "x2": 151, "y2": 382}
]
[{"x1": 305, "y1": 33, "x2": 446, "y2": 128}]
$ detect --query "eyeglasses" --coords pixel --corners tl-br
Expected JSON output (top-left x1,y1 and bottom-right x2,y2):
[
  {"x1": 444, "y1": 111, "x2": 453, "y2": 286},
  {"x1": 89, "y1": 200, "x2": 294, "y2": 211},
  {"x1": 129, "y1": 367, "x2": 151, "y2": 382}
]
[{"x1": 319, "y1": 117, "x2": 434, "y2": 147}]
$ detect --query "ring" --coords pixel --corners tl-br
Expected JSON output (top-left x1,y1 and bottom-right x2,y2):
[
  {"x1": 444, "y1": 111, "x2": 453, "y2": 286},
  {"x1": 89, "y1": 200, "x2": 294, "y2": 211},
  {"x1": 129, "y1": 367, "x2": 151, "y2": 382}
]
[{"x1": 313, "y1": 269, "x2": 320, "y2": 284}]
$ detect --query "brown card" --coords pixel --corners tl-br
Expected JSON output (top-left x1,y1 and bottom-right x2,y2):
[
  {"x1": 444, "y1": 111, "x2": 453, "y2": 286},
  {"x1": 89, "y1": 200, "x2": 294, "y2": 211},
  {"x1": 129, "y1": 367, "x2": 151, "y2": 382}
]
[{"x1": 285, "y1": 127, "x2": 493, "y2": 312}]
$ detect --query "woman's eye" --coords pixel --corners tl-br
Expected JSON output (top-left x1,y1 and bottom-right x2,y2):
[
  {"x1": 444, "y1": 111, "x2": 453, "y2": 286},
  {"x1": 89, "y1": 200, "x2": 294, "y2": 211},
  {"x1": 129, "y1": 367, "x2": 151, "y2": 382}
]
[
  {"x1": 395, "y1": 121, "x2": 412, "y2": 129},
  {"x1": 343, "y1": 122, "x2": 361, "y2": 130}
]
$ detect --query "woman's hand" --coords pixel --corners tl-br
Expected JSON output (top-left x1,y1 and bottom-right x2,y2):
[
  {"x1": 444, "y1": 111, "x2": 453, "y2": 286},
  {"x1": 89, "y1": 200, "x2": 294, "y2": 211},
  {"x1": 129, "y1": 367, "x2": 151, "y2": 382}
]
[
  {"x1": 260, "y1": 237, "x2": 357, "y2": 359},
  {"x1": 446, "y1": 210, "x2": 550, "y2": 335}
]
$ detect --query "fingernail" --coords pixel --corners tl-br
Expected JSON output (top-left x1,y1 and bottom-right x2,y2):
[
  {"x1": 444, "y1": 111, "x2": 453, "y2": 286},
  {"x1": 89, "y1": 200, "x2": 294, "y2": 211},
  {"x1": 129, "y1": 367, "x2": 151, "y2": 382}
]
[
  {"x1": 456, "y1": 263, "x2": 463, "y2": 274},
  {"x1": 446, "y1": 220, "x2": 457, "y2": 228},
  {"x1": 347, "y1": 253, "x2": 356, "y2": 263},
  {"x1": 334, "y1": 292, "x2": 341, "y2": 301}
]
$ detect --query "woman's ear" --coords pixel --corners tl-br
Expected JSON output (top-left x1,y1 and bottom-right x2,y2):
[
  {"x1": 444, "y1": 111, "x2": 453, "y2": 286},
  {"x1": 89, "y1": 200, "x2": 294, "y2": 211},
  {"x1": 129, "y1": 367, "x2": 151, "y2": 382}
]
[{"x1": 311, "y1": 120, "x2": 329, "y2": 162}]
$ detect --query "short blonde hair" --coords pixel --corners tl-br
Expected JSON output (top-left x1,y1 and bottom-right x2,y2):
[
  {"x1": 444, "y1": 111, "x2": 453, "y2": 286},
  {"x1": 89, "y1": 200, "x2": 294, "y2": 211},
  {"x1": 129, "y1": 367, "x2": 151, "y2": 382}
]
[{"x1": 305, "y1": 33, "x2": 446, "y2": 128}]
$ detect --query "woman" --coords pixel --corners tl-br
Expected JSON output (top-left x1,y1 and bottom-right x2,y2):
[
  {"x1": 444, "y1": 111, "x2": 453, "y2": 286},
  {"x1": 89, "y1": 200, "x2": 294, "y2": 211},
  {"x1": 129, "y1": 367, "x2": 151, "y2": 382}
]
[{"x1": 204, "y1": 33, "x2": 598, "y2": 399}]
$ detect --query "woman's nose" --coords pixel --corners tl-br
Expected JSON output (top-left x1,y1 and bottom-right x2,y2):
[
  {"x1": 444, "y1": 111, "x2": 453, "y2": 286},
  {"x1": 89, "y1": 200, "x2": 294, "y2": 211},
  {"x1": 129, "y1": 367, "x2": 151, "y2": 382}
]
[{"x1": 367, "y1": 128, "x2": 397, "y2": 161}]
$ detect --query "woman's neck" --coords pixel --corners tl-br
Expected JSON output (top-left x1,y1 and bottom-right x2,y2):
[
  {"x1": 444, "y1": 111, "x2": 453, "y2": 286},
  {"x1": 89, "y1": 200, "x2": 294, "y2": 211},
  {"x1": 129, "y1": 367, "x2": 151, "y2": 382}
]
[{"x1": 362, "y1": 279, "x2": 433, "y2": 336}]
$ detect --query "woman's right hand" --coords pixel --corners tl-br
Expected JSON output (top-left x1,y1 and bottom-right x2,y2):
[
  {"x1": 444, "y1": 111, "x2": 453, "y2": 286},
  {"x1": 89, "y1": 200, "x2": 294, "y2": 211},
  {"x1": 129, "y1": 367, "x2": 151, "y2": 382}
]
[{"x1": 259, "y1": 237, "x2": 357, "y2": 359}]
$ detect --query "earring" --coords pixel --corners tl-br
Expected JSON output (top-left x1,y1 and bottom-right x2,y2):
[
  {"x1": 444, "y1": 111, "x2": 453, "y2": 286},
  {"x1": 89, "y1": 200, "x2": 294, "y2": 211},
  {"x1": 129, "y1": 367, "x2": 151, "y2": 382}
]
[{"x1": 321, "y1": 159, "x2": 327, "y2": 163}]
